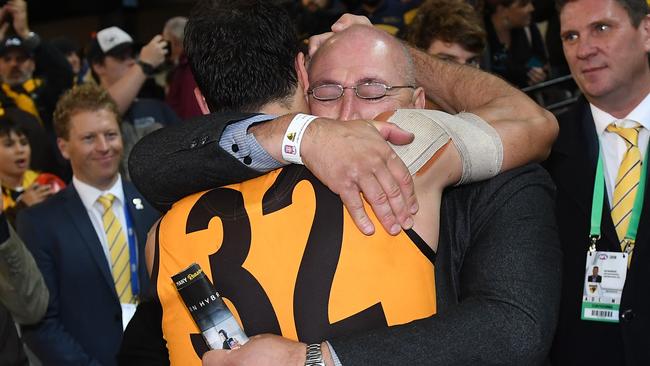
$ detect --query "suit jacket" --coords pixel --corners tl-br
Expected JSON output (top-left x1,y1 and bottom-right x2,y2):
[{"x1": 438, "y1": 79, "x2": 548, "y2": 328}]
[
  {"x1": 587, "y1": 275, "x2": 602, "y2": 283},
  {"x1": 16, "y1": 181, "x2": 158, "y2": 366},
  {"x1": 126, "y1": 110, "x2": 562, "y2": 365},
  {"x1": 545, "y1": 97, "x2": 650, "y2": 365}
]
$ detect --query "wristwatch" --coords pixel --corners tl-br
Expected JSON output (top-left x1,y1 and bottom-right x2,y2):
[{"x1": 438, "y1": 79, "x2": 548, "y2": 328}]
[
  {"x1": 136, "y1": 60, "x2": 156, "y2": 77},
  {"x1": 305, "y1": 343, "x2": 325, "y2": 366}
]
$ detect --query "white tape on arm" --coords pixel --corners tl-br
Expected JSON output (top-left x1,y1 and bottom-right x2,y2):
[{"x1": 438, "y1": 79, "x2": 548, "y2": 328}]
[
  {"x1": 387, "y1": 109, "x2": 503, "y2": 183},
  {"x1": 281, "y1": 113, "x2": 318, "y2": 164},
  {"x1": 386, "y1": 110, "x2": 450, "y2": 175},
  {"x1": 447, "y1": 112, "x2": 503, "y2": 184}
]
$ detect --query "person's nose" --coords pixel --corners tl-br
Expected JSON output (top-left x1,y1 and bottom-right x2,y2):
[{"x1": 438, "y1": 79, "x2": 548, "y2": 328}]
[
  {"x1": 338, "y1": 89, "x2": 361, "y2": 121},
  {"x1": 15, "y1": 143, "x2": 28, "y2": 154},
  {"x1": 95, "y1": 135, "x2": 110, "y2": 152},
  {"x1": 7, "y1": 57, "x2": 18, "y2": 68},
  {"x1": 576, "y1": 34, "x2": 597, "y2": 60}
]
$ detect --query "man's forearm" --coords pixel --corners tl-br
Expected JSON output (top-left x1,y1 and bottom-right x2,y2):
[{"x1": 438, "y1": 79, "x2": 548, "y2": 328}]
[
  {"x1": 107, "y1": 65, "x2": 148, "y2": 115},
  {"x1": 410, "y1": 46, "x2": 517, "y2": 114},
  {"x1": 247, "y1": 114, "x2": 296, "y2": 163},
  {"x1": 409, "y1": 46, "x2": 559, "y2": 170}
]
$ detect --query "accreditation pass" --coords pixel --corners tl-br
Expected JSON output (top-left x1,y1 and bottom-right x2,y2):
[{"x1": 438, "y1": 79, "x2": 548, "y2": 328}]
[{"x1": 581, "y1": 251, "x2": 628, "y2": 323}]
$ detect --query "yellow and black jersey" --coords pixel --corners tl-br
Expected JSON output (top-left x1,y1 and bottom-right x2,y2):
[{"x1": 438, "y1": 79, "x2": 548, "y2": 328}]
[
  {"x1": 1, "y1": 79, "x2": 44, "y2": 122},
  {"x1": 155, "y1": 165, "x2": 437, "y2": 364}
]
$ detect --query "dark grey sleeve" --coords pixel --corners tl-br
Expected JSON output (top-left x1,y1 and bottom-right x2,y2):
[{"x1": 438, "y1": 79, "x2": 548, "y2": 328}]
[
  {"x1": 128, "y1": 112, "x2": 270, "y2": 211},
  {"x1": 0, "y1": 216, "x2": 49, "y2": 325},
  {"x1": 329, "y1": 166, "x2": 562, "y2": 365}
]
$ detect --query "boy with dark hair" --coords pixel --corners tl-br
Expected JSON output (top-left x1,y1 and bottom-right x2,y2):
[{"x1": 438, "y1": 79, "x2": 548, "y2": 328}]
[{"x1": 405, "y1": 0, "x2": 486, "y2": 67}]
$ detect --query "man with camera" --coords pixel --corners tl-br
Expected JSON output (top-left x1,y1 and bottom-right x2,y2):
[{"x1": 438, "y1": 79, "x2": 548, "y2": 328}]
[{"x1": 87, "y1": 25, "x2": 180, "y2": 178}]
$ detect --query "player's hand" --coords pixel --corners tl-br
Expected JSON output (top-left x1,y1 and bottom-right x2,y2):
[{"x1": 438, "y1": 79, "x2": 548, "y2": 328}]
[
  {"x1": 20, "y1": 183, "x2": 52, "y2": 207},
  {"x1": 308, "y1": 14, "x2": 372, "y2": 56},
  {"x1": 301, "y1": 118, "x2": 417, "y2": 236},
  {"x1": 201, "y1": 334, "x2": 318, "y2": 366},
  {"x1": 138, "y1": 35, "x2": 167, "y2": 68}
]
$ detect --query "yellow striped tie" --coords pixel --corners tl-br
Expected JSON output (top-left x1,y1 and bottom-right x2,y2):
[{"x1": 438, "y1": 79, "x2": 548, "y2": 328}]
[
  {"x1": 97, "y1": 194, "x2": 135, "y2": 303},
  {"x1": 607, "y1": 123, "x2": 642, "y2": 261}
]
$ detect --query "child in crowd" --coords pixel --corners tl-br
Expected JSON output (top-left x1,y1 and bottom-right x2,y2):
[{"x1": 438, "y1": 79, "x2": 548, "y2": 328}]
[{"x1": 0, "y1": 118, "x2": 64, "y2": 224}]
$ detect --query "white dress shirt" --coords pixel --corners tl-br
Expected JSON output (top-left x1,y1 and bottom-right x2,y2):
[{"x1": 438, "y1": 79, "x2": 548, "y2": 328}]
[
  {"x1": 591, "y1": 92, "x2": 650, "y2": 204},
  {"x1": 73, "y1": 174, "x2": 129, "y2": 273}
]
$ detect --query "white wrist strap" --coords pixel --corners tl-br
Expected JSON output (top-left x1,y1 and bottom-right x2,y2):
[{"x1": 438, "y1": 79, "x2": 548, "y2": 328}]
[{"x1": 282, "y1": 113, "x2": 318, "y2": 164}]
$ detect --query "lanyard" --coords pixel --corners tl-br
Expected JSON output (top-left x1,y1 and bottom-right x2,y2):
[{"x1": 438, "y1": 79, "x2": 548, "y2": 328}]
[
  {"x1": 590, "y1": 148, "x2": 647, "y2": 248},
  {"x1": 123, "y1": 204, "x2": 140, "y2": 298}
]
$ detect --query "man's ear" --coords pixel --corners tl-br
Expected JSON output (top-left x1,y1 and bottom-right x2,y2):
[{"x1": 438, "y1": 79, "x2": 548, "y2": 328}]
[
  {"x1": 641, "y1": 14, "x2": 650, "y2": 53},
  {"x1": 57, "y1": 137, "x2": 70, "y2": 160},
  {"x1": 295, "y1": 52, "x2": 309, "y2": 98},
  {"x1": 90, "y1": 61, "x2": 104, "y2": 78},
  {"x1": 193, "y1": 87, "x2": 211, "y2": 115},
  {"x1": 413, "y1": 86, "x2": 426, "y2": 109}
]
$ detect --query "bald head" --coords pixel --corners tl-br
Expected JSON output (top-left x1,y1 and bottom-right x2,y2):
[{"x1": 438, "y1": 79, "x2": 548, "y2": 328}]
[
  {"x1": 163, "y1": 17, "x2": 188, "y2": 42},
  {"x1": 163, "y1": 16, "x2": 188, "y2": 63},
  {"x1": 307, "y1": 25, "x2": 423, "y2": 121},
  {"x1": 310, "y1": 25, "x2": 415, "y2": 84}
]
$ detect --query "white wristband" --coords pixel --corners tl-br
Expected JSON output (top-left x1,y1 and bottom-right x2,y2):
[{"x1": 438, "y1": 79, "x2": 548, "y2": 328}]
[{"x1": 281, "y1": 113, "x2": 318, "y2": 164}]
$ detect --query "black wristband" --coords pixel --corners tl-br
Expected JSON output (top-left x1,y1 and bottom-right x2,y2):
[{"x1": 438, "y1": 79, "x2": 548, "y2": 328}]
[{"x1": 136, "y1": 60, "x2": 157, "y2": 77}]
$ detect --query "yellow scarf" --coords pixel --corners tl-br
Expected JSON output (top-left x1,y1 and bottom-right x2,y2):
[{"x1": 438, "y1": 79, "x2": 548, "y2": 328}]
[{"x1": 1, "y1": 79, "x2": 43, "y2": 123}]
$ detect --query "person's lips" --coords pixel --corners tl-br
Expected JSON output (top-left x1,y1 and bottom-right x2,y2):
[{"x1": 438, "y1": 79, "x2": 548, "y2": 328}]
[
  {"x1": 581, "y1": 65, "x2": 607, "y2": 75},
  {"x1": 14, "y1": 158, "x2": 27, "y2": 169},
  {"x1": 95, "y1": 154, "x2": 117, "y2": 164}
]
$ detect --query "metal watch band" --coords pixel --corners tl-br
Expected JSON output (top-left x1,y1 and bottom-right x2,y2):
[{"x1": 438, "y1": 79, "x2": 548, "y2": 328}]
[{"x1": 305, "y1": 343, "x2": 325, "y2": 366}]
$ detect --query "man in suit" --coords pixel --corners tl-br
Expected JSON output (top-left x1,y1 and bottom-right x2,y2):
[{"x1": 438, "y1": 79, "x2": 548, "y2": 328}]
[
  {"x1": 17, "y1": 83, "x2": 158, "y2": 366},
  {"x1": 587, "y1": 266, "x2": 602, "y2": 283},
  {"x1": 545, "y1": 0, "x2": 650, "y2": 364}
]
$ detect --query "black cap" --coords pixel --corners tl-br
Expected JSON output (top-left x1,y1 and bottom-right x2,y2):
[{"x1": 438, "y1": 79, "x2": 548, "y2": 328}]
[{"x1": 0, "y1": 36, "x2": 32, "y2": 57}]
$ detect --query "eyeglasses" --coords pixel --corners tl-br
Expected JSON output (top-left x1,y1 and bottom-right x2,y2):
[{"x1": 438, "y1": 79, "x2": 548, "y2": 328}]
[{"x1": 307, "y1": 82, "x2": 415, "y2": 101}]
